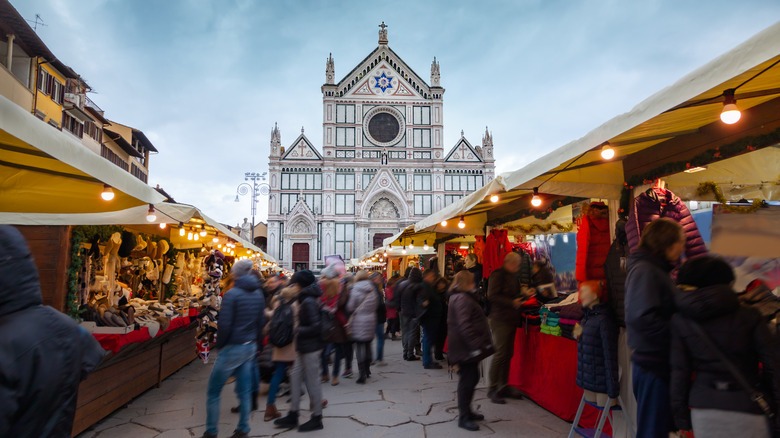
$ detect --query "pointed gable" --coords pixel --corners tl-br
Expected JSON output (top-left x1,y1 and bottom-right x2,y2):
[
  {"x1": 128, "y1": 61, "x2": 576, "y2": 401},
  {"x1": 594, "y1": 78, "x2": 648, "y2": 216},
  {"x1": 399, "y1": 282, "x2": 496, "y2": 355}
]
[
  {"x1": 281, "y1": 133, "x2": 323, "y2": 161},
  {"x1": 360, "y1": 169, "x2": 410, "y2": 218},
  {"x1": 445, "y1": 137, "x2": 483, "y2": 163},
  {"x1": 337, "y1": 46, "x2": 432, "y2": 99}
]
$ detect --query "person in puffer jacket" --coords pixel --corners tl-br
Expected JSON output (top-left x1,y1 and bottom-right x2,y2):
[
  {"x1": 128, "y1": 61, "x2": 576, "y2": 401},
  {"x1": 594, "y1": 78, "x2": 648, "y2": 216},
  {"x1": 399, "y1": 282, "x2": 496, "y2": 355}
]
[
  {"x1": 625, "y1": 187, "x2": 707, "y2": 259},
  {"x1": 0, "y1": 226, "x2": 105, "y2": 438},
  {"x1": 670, "y1": 256, "x2": 780, "y2": 438},
  {"x1": 576, "y1": 281, "x2": 619, "y2": 403},
  {"x1": 576, "y1": 202, "x2": 611, "y2": 282},
  {"x1": 347, "y1": 271, "x2": 379, "y2": 384}
]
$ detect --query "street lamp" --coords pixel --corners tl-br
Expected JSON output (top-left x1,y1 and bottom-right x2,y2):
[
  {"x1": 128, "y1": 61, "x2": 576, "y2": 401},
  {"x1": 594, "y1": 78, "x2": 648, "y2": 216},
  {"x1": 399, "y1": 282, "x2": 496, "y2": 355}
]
[{"x1": 235, "y1": 171, "x2": 270, "y2": 242}]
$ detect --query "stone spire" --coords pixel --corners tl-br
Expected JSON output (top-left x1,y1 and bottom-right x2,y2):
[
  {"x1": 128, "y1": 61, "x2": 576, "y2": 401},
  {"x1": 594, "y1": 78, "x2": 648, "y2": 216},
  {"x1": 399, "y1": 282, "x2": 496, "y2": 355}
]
[
  {"x1": 482, "y1": 126, "x2": 494, "y2": 161},
  {"x1": 325, "y1": 53, "x2": 335, "y2": 85},
  {"x1": 431, "y1": 56, "x2": 440, "y2": 87},
  {"x1": 270, "y1": 122, "x2": 281, "y2": 157},
  {"x1": 378, "y1": 21, "x2": 388, "y2": 45}
]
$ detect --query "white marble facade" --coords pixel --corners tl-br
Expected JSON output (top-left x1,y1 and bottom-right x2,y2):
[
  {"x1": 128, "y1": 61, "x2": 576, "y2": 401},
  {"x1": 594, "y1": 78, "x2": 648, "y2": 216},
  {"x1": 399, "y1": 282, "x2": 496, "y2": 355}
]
[{"x1": 267, "y1": 25, "x2": 495, "y2": 270}]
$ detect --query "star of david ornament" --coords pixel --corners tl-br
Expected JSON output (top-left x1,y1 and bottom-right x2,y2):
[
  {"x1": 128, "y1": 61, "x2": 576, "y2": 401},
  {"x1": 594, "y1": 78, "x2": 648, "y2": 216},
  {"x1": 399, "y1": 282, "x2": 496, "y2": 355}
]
[{"x1": 374, "y1": 72, "x2": 393, "y2": 92}]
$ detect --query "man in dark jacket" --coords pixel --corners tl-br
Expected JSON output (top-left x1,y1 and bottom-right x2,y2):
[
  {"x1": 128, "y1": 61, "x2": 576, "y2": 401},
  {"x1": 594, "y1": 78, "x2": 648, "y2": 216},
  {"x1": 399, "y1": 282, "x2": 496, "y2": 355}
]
[
  {"x1": 487, "y1": 252, "x2": 525, "y2": 404},
  {"x1": 204, "y1": 259, "x2": 266, "y2": 438},
  {"x1": 400, "y1": 268, "x2": 424, "y2": 361},
  {"x1": 420, "y1": 269, "x2": 444, "y2": 369},
  {"x1": 0, "y1": 226, "x2": 105, "y2": 438},
  {"x1": 275, "y1": 270, "x2": 325, "y2": 432}
]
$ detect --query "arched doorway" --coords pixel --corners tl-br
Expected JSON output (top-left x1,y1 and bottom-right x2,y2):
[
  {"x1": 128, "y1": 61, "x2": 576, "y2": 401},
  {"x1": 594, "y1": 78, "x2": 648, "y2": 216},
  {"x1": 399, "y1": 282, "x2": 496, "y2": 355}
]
[
  {"x1": 292, "y1": 243, "x2": 310, "y2": 271},
  {"x1": 373, "y1": 233, "x2": 393, "y2": 250}
]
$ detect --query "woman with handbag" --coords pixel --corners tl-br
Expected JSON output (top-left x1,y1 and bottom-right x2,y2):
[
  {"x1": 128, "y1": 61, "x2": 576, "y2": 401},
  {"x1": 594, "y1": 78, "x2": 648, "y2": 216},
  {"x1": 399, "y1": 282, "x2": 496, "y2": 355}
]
[
  {"x1": 346, "y1": 271, "x2": 379, "y2": 384},
  {"x1": 671, "y1": 256, "x2": 780, "y2": 438},
  {"x1": 447, "y1": 270, "x2": 495, "y2": 432}
]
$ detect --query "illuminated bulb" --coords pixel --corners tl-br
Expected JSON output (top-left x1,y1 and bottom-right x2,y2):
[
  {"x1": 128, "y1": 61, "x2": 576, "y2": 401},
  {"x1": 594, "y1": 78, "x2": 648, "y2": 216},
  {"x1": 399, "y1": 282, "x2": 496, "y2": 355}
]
[
  {"x1": 409, "y1": 240, "x2": 415, "y2": 249},
  {"x1": 490, "y1": 194, "x2": 499, "y2": 203},
  {"x1": 159, "y1": 222, "x2": 167, "y2": 229},
  {"x1": 531, "y1": 188, "x2": 542, "y2": 207},
  {"x1": 440, "y1": 220, "x2": 448, "y2": 227},
  {"x1": 402, "y1": 246, "x2": 407, "y2": 254},
  {"x1": 458, "y1": 216, "x2": 466, "y2": 229},
  {"x1": 720, "y1": 89, "x2": 741, "y2": 124},
  {"x1": 600, "y1": 144, "x2": 615, "y2": 160},
  {"x1": 213, "y1": 236, "x2": 219, "y2": 243},
  {"x1": 247, "y1": 250, "x2": 252, "y2": 255},
  {"x1": 146, "y1": 204, "x2": 156, "y2": 222},
  {"x1": 423, "y1": 241, "x2": 429, "y2": 251},
  {"x1": 218, "y1": 243, "x2": 222, "y2": 248},
  {"x1": 194, "y1": 232, "x2": 200, "y2": 241},
  {"x1": 179, "y1": 223, "x2": 185, "y2": 236},
  {"x1": 200, "y1": 225, "x2": 207, "y2": 237},
  {"x1": 101, "y1": 185, "x2": 115, "y2": 201},
  {"x1": 187, "y1": 232, "x2": 193, "y2": 240}
]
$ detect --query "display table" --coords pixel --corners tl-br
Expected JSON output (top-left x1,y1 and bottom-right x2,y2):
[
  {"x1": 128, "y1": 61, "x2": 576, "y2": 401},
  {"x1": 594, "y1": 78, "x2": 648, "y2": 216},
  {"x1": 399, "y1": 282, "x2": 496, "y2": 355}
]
[{"x1": 509, "y1": 326, "x2": 613, "y2": 435}]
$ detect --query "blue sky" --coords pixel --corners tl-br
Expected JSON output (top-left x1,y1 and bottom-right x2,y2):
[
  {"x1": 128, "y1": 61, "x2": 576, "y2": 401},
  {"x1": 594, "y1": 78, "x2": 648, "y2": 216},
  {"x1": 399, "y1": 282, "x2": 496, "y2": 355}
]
[{"x1": 11, "y1": 0, "x2": 780, "y2": 226}]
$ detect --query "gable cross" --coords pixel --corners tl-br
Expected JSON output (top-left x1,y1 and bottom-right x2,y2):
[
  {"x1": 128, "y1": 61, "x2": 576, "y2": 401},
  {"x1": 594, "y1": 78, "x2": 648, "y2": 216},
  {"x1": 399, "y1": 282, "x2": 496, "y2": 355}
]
[
  {"x1": 379, "y1": 22, "x2": 388, "y2": 30},
  {"x1": 459, "y1": 144, "x2": 468, "y2": 157},
  {"x1": 298, "y1": 142, "x2": 307, "y2": 156}
]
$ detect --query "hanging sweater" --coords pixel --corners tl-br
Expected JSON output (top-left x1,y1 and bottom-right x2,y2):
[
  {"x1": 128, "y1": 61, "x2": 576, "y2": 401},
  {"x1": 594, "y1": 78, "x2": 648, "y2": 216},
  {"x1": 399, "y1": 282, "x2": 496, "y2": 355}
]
[
  {"x1": 483, "y1": 229, "x2": 512, "y2": 279},
  {"x1": 474, "y1": 236, "x2": 485, "y2": 264},
  {"x1": 625, "y1": 188, "x2": 707, "y2": 259},
  {"x1": 575, "y1": 202, "x2": 611, "y2": 282}
]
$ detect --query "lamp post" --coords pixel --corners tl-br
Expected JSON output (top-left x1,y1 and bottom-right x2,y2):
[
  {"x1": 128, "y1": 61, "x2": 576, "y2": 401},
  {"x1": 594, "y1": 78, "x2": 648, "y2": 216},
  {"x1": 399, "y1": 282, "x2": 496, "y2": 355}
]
[{"x1": 235, "y1": 172, "x2": 270, "y2": 242}]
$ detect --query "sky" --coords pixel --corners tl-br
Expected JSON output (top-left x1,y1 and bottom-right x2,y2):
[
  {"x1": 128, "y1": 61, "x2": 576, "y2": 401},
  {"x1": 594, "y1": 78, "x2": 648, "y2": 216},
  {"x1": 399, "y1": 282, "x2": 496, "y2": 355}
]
[{"x1": 11, "y1": 0, "x2": 780, "y2": 226}]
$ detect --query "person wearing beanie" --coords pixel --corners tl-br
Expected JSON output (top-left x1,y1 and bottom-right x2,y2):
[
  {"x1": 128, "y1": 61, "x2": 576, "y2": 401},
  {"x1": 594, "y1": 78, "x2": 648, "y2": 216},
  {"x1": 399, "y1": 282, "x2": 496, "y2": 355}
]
[
  {"x1": 671, "y1": 256, "x2": 780, "y2": 438},
  {"x1": 275, "y1": 270, "x2": 326, "y2": 432},
  {"x1": 0, "y1": 226, "x2": 105, "y2": 438},
  {"x1": 203, "y1": 259, "x2": 266, "y2": 438}
]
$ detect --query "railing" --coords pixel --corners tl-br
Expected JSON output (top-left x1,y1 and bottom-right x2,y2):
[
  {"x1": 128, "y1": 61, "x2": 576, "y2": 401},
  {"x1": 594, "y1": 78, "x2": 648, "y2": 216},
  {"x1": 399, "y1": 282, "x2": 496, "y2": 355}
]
[{"x1": 85, "y1": 96, "x2": 103, "y2": 112}]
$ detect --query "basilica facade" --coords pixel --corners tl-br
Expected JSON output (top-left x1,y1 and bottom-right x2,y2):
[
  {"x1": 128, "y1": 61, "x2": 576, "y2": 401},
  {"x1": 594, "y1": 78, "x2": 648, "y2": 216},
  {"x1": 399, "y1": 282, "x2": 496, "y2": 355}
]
[{"x1": 266, "y1": 24, "x2": 496, "y2": 270}]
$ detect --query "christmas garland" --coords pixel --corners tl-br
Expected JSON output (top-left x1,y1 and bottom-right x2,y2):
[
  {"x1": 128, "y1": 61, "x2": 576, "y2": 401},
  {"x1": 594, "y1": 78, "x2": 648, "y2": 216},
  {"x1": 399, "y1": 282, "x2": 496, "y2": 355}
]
[
  {"x1": 696, "y1": 182, "x2": 766, "y2": 214},
  {"x1": 503, "y1": 221, "x2": 574, "y2": 234},
  {"x1": 486, "y1": 197, "x2": 585, "y2": 228},
  {"x1": 618, "y1": 127, "x2": 780, "y2": 216}
]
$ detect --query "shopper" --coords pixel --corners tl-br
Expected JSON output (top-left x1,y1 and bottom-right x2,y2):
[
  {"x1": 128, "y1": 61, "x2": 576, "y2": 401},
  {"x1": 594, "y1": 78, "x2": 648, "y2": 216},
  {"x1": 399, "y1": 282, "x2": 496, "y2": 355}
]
[
  {"x1": 203, "y1": 259, "x2": 266, "y2": 438},
  {"x1": 401, "y1": 268, "x2": 425, "y2": 361},
  {"x1": 671, "y1": 256, "x2": 780, "y2": 438},
  {"x1": 448, "y1": 270, "x2": 495, "y2": 431},
  {"x1": 420, "y1": 270, "x2": 444, "y2": 369},
  {"x1": 384, "y1": 274, "x2": 401, "y2": 340},
  {"x1": 625, "y1": 218, "x2": 686, "y2": 438},
  {"x1": 530, "y1": 260, "x2": 557, "y2": 303},
  {"x1": 320, "y1": 264, "x2": 348, "y2": 386},
  {"x1": 338, "y1": 274, "x2": 356, "y2": 378},
  {"x1": 370, "y1": 272, "x2": 388, "y2": 366},
  {"x1": 275, "y1": 270, "x2": 325, "y2": 432},
  {"x1": 0, "y1": 226, "x2": 105, "y2": 438},
  {"x1": 464, "y1": 253, "x2": 483, "y2": 286},
  {"x1": 486, "y1": 252, "x2": 525, "y2": 404},
  {"x1": 347, "y1": 271, "x2": 379, "y2": 383},
  {"x1": 262, "y1": 284, "x2": 299, "y2": 422},
  {"x1": 433, "y1": 276, "x2": 450, "y2": 361}
]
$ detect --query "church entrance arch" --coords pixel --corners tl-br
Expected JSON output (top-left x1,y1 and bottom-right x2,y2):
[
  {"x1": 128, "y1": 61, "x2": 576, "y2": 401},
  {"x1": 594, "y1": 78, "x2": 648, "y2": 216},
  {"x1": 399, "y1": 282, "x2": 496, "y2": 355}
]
[{"x1": 292, "y1": 243, "x2": 310, "y2": 271}]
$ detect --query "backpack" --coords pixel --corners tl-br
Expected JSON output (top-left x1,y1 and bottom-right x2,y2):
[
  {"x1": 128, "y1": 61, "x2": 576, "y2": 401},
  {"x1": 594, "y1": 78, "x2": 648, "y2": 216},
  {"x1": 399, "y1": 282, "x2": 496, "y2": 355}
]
[
  {"x1": 320, "y1": 304, "x2": 336, "y2": 342},
  {"x1": 268, "y1": 299, "x2": 294, "y2": 348}
]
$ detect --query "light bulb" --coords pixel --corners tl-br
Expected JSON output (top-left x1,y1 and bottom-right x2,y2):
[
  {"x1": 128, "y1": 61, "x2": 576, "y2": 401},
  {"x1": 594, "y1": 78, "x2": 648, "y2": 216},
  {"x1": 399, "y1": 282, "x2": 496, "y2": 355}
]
[
  {"x1": 146, "y1": 204, "x2": 156, "y2": 222},
  {"x1": 213, "y1": 236, "x2": 219, "y2": 243},
  {"x1": 409, "y1": 240, "x2": 415, "y2": 249},
  {"x1": 179, "y1": 223, "x2": 185, "y2": 236},
  {"x1": 199, "y1": 225, "x2": 207, "y2": 237},
  {"x1": 600, "y1": 144, "x2": 615, "y2": 160},
  {"x1": 720, "y1": 89, "x2": 741, "y2": 124},
  {"x1": 458, "y1": 216, "x2": 466, "y2": 229},
  {"x1": 423, "y1": 241, "x2": 429, "y2": 251},
  {"x1": 440, "y1": 220, "x2": 448, "y2": 227},
  {"x1": 402, "y1": 246, "x2": 407, "y2": 254},
  {"x1": 194, "y1": 232, "x2": 200, "y2": 241},
  {"x1": 531, "y1": 188, "x2": 542, "y2": 207},
  {"x1": 490, "y1": 194, "x2": 499, "y2": 203},
  {"x1": 101, "y1": 185, "x2": 114, "y2": 201},
  {"x1": 187, "y1": 232, "x2": 193, "y2": 240},
  {"x1": 218, "y1": 243, "x2": 222, "y2": 249},
  {"x1": 159, "y1": 222, "x2": 167, "y2": 229}
]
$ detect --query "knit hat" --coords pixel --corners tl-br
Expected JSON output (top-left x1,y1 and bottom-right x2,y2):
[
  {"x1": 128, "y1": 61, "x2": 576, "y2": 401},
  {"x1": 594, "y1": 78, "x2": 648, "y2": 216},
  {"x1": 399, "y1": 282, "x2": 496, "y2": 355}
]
[
  {"x1": 677, "y1": 256, "x2": 735, "y2": 288},
  {"x1": 321, "y1": 264, "x2": 341, "y2": 280},
  {"x1": 290, "y1": 270, "x2": 316, "y2": 288},
  {"x1": 231, "y1": 259, "x2": 254, "y2": 278}
]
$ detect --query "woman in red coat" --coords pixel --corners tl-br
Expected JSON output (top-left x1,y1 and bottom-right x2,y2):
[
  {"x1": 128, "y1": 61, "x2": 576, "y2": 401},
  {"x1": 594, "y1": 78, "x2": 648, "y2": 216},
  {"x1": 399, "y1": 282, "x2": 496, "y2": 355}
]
[{"x1": 448, "y1": 271, "x2": 495, "y2": 432}]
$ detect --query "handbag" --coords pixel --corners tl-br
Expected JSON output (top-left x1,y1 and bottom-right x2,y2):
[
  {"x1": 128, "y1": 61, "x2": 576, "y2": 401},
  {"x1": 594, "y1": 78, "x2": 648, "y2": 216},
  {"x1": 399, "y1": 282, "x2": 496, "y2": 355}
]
[
  {"x1": 344, "y1": 292, "x2": 370, "y2": 338},
  {"x1": 682, "y1": 317, "x2": 776, "y2": 421}
]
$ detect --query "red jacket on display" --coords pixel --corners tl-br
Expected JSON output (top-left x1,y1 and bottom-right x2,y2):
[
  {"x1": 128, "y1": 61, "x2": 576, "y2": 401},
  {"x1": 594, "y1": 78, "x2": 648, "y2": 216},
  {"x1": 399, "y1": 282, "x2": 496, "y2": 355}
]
[
  {"x1": 483, "y1": 228, "x2": 512, "y2": 279},
  {"x1": 575, "y1": 202, "x2": 611, "y2": 282}
]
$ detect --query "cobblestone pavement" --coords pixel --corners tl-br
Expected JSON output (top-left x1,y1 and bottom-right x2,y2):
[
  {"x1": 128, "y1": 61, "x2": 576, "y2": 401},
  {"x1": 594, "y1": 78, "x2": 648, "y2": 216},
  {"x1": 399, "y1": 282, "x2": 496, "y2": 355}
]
[{"x1": 77, "y1": 339, "x2": 570, "y2": 437}]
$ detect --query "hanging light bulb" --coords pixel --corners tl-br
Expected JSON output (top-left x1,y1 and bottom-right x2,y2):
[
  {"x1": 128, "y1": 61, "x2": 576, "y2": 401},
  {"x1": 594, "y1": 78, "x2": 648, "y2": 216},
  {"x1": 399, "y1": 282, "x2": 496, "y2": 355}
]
[
  {"x1": 720, "y1": 88, "x2": 741, "y2": 124},
  {"x1": 458, "y1": 216, "x2": 466, "y2": 229},
  {"x1": 187, "y1": 231, "x2": 194, "y2": 240},
  {"x1": 531, "y1": 188, "x2": 542, "y2": 207},
  {"x1": 402, "y1": 246, "x2": 407, "y2": 254},
  {"x1": 217, "y1": 243, "x2": 222, "y2": 249},
  {"x1": 201, "y1": 244, "x2": 206, "y2": 252},
  {"x1": 213, "y1": 232, "x2": 219, "y2": 243},
  {"x1": 490, "y1": 194, "x2": 499, "y2": 203},
  {"x1": 600, "y1": 143, "x2": 615, "y2": 160},
  {"x1": 159, "y1": 222, "x2": 167, "y2": 229},
  {"x1": 146, "y1": 204, "x2": 157, "y2": 222},
  {"x1": 194, "y1": 232, "x2": 200, "y2": 241},
  {"x1": 199, "y1": 225, "x2": 207, "y2": 237},
  {"x1": 101, "y1": 185, "x2": 115, "y2": 201},
  {"x1": 178, "y1": 222, "x2": 185, "y2": 237},
  {"x1": 423, "y1": 240, "x2": 429, "y2": 251},
  {"x1": 409, "y1": 240, "x2": 415, "y2": 249},
  {"x1": 440, "y1": 220, "x2": 448, "y2": 227}
]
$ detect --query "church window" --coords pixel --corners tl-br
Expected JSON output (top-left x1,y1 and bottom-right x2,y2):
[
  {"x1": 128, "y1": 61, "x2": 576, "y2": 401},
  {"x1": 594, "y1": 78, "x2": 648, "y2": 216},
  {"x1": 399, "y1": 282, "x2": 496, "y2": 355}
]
[
  {"x1": 280, "y1": 193, "x2": 298, "y2": 214},
  {"x1": 336, "y1": 104, "x2": 355, "y2": 123},
  {"x1": 413, "y1": 194, "x2": 432, "y2": 215},
  {"x1": 413, "y1": 174, "x2": 431, "y2": 191},
  {"x1": 444, "y1": 174, "x2": 484, "y2": 191},
  {"x1": 335, "y1": 194, "x2": 355, "y2": 215},
  {"x1": 445, "y1": 194, "x2": 463, "y2": 206},
  {"x1": 367, "y1": 113, "x2": 399, "y2": 144},
  {"x1": 336, "y1": 127, "x2": 355, "y2": 146},
  {"x1": 393, "y1": 171, "x2": 406, "y2": 189},
  {"x1": 412, "y1": 129, "x2": 431, "y2": 148},
  {"x1": 413, "y1": 106, "x2": 431, "y2": 125},
  {"x1": 335, "y1": 223, "x2": 355, "y2": 259},
  {"x1": 303, "y1": 194, "x2": 322, "y2": 214},
  {"x1": 335, "y1": 173, "x2": 355, "y2": 191},
  {"x1": 362, "y1": 169, "x2": 377, "y2": 189},
  {"x1": 281, "y1": 172, "x2": 321, "y2": 190}
]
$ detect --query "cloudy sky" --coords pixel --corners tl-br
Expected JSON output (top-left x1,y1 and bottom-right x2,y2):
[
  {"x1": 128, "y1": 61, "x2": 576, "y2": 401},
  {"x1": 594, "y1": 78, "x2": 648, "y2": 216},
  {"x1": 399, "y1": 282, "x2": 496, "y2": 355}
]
[{"x1": 12, "y1": 0, "x2": 780, "y2": 226}]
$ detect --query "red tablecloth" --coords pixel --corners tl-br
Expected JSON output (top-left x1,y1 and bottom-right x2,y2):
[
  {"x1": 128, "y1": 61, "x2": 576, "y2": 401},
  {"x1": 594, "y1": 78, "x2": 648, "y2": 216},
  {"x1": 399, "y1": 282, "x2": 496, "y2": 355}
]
[
  {"x1": 92, "y1": 316, "x2": 192, "y2": 353},
  {"x1": 509, "y1": 326, "x2": 613, "y2": 435}
]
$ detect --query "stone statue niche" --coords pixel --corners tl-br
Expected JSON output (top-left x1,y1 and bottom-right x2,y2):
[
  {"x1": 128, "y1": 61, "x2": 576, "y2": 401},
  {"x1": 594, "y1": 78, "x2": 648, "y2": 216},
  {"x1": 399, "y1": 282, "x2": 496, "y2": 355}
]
[{"x1": 369, "y1": 198, "x2": 400, "y2": 220}]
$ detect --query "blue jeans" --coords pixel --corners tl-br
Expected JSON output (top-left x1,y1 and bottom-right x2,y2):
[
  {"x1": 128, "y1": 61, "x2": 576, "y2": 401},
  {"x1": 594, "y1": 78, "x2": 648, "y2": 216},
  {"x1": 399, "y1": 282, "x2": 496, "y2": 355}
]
[
  {"x1": 632, "y1": 363, "x2": 673, "y2": 438},
  {"x1": 421, "y1": 324, "x2": 438, "y2": 366},
  {"x1": 375, "y1": 323, "x2": 385, "y2": 361},
  {"x1": 267, "y1": 361, "x2": 290, "y2": 405},
  {"x1": 321, "y1": 343, "x2": 346, "y2": 378},
  {"x1": 206, "y1": 343, "x2": 256, "y2": 435}
]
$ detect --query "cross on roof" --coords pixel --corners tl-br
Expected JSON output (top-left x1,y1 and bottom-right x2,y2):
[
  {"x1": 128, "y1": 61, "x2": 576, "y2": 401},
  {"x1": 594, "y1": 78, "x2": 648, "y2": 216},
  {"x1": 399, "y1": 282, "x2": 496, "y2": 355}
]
[
  {"x1": 298, "y1": 142, "x2": 307, "y2": 155},
  {"x1": 459, "y1": 144, "x2": 468, "y2": 157},
  {"x1": 379, "y1": 22, "x2": 387, "y2": 30}
]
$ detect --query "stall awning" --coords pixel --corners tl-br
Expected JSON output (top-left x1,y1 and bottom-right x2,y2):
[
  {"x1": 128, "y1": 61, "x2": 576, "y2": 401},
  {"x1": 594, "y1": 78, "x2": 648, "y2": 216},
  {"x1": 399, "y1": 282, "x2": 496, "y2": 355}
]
[{"x1": 0, "y1": 94, "x2": 164, "y2": 214}]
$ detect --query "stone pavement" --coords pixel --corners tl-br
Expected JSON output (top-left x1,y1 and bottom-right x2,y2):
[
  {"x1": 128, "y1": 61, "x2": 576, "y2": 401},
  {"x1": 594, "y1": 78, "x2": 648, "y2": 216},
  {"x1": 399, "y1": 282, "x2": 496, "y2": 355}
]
[{"x1": 77, "y1": 339, "x2": 570, "y2": 437}]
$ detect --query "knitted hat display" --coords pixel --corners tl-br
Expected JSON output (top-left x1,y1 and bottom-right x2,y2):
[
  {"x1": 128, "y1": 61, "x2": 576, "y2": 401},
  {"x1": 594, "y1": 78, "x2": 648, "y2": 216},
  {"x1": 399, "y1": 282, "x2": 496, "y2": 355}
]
[
  {"x1": 132, "y1": 234, "x2": 147, "y2": 252},
  {"x1": 231, "y1": 259, "x2": 254, "y2": 278},
  {"x1": 157, "y1": 239, "x2": 170, "y2": 259},
  {"x1": 290, "y1": 270, "x2": 316, "y2": 288}
]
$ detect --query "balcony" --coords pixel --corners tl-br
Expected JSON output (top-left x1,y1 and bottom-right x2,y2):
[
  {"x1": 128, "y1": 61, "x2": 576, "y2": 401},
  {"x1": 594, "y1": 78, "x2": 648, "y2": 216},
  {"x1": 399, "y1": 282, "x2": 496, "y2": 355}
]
[{"x1": 0, "y1": 63, "x2": 33, "y2": 110}]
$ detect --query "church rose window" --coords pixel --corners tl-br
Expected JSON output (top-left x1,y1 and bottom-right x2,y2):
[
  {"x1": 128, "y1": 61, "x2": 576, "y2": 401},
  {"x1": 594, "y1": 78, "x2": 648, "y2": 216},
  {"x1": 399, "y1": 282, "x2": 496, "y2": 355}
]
[{"x1": 368, "y1": 112, "x2": 399, "y2": 143}]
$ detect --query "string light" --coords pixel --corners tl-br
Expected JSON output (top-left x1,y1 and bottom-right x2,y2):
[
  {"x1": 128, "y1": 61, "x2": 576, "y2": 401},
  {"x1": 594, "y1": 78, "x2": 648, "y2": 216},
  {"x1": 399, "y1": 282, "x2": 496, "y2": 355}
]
[
  {"x1": 402, "y1": 246, "x2": 407, "y2": 254},
  {"x1": 145, "y1": 204, "x2": 157, "y2": 222},
  {"x1": 213, "y1": 232, "x2": 219, "y2": 243},
  {"x1": 178, "y1": 222, "x2": 185, "y2": 237},
  {"x1": 409, "y1": 240, "x2": 415, "y2": 249},
  {"x1": 720, "y1": 88, "x2": 741, "y2": 124},
  {"x1": 101, "y1": 185, "x2": 114, "y2": 201},
  {"x1": 600, "y1": 143, "x2": 615, "y2": 160},
  {"x1": 423, "y1": 240, "x2": 429, "y2": 251},
  {"x1": 187, "y1": 232, "x2": 194, "y2": 240},
  {"x1": 490, "y1": 194, "x2": 499, "y2": 203},
  {"x1": 531, "y1": 188, "x2": 542, "y2": 207},
  {"x1": 159, "y1": 222, "x2": 167, "y2": 229},
  {"x1": 458, "y1": 216, "x2": 466, "y2": 229},
  {"x1": 440, "y1": 220, "x2": 448, "y2": 227},
  {"x1": 194, "y1": 232, "x2": 200, "y2": 241},
  {"x1": 199, "y1": 225, "x2": 207, "y2": 237}
]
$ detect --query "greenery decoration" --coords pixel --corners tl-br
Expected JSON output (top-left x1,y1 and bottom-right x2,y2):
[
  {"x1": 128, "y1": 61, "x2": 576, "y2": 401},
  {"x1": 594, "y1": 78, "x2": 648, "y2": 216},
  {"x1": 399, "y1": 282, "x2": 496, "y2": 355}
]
[
  {"x1": 696, "y1": 182, "x2": 766, "y2": 214},
  {"x1": 503, "y1": 221, "x2": 575, "y2": 234},
  {"x1": 66, "y1": 225, "x2": 123, "y2": 319}
]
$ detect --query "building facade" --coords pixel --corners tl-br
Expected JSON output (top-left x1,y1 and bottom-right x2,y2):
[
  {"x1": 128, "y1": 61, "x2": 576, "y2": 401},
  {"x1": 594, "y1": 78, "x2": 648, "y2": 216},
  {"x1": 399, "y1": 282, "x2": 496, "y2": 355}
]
[{"x1": 267, "y1": 25, "x2": 495, "y2": 270}]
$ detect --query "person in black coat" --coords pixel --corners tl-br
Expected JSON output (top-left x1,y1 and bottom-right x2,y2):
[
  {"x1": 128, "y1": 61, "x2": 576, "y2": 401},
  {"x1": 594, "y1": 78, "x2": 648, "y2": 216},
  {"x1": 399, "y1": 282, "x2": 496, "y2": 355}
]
[
  {"x1": 624, "y1": 218, "x2": 686, "y2": 438},
  {"x1": 399, "y1": 268, "x2": 424, "y2": 361},
  {"x1": 670, "y1": 256, "x2": 780, "y2": 438},
  {"x1": 604, "y1": 219, "x2": 629, "y2": 327},
  {"x1": 0, "y1": 226, "x2": 105, "y2": 438},
  {"x1": 576, "y1": 281, "x2": 619, "y2": 403}
]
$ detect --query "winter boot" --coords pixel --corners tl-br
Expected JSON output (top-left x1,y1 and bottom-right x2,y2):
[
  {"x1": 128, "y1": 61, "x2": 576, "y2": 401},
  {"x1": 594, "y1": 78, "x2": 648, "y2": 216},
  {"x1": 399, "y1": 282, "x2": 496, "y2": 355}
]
[
  {"x1": 274, "y1": 410, "x2": 299, "y2": 429},
  {"x1": 458, "y1": 416, "x2": 480, "y2": 431},
  {"x1": 298, "y1": 414, "x2": 324, "y2": 432},
  {"x1": 264, "y1": 404, "x2": 281, "y2": 422}
]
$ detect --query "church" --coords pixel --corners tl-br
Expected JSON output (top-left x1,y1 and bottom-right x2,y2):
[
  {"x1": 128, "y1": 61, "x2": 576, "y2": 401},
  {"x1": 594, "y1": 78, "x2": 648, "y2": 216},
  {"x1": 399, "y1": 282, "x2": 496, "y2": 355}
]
[{"x1": 266, "y1": 23, "x2": 496, "y2": 271}]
